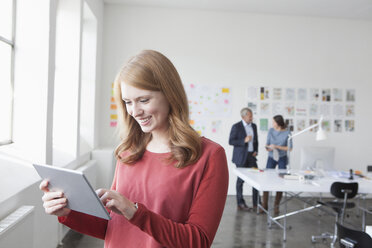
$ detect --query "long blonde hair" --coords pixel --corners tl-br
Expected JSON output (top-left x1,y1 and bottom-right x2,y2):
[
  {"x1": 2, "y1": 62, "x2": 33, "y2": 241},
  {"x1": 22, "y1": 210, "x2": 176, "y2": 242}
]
[{"x1": 113, "y1": 50, "x2": 201, "y2": 168}]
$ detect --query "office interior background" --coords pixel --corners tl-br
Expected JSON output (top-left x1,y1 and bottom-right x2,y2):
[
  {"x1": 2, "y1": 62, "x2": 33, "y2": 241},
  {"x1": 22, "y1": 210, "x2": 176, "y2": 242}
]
[{"x1": 1, "y1": 0, "x2": 372, "y2": 247}]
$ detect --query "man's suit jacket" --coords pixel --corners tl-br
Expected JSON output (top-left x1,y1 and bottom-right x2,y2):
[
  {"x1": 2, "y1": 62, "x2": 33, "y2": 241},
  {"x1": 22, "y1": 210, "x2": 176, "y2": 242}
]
[{"x1": 229, "y1": 121, "x2": 258, "y2": 165}]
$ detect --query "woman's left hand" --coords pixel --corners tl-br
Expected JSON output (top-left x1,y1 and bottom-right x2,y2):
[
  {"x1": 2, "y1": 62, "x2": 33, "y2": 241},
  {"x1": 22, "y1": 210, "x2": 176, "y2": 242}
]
[{"x1": 96, "y1": 189, "x2": 137, "y2": 220}]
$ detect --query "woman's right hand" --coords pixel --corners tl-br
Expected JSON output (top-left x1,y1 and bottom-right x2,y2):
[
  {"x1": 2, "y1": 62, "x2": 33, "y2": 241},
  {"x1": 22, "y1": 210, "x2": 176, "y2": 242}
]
[{"x1": 39, "y1": 180, "x2": 71, "y2": 217}]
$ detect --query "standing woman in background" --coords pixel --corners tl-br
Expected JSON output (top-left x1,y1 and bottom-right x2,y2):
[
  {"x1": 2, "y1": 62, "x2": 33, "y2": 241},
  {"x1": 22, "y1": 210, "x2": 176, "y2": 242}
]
[
  {"x1": 262, "y1": 115, "x2": 292, "y2": 215},
  {"x1": 39, "y1": 50, "x2": 229, "y2": 248}
]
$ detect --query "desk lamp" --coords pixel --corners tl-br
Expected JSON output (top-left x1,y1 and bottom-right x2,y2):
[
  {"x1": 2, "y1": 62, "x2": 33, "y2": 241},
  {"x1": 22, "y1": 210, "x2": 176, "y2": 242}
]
[{"x1": 286, "y1": 116, "x2": 327, "y2": 173}]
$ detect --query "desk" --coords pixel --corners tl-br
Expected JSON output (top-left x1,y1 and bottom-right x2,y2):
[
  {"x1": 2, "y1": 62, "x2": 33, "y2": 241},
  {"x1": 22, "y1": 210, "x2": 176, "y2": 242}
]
[{"x1": 234, "y1": 168, "x2": 372, "y2": 241}]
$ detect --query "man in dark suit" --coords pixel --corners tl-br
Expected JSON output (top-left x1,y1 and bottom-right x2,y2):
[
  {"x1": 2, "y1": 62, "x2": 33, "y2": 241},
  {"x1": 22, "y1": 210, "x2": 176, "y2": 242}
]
[{"x1": 229, "y1": 107, "x2": 259, "y2": 211}]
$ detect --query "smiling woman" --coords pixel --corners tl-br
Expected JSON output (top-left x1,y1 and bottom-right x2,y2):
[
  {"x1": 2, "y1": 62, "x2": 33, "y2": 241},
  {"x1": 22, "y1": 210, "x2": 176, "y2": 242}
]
[
  {"x1": 41, "y1": 50, "x2": 229, "y2": 248},
  {"x1": 114, "y1": 50, "x2": 202, "y2": 168}
]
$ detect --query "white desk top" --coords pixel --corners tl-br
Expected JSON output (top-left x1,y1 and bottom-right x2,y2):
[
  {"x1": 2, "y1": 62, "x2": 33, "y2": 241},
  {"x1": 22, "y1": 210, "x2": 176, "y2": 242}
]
[{"x1": 234, "y1": 168, "x2": 372, "y2": 194}]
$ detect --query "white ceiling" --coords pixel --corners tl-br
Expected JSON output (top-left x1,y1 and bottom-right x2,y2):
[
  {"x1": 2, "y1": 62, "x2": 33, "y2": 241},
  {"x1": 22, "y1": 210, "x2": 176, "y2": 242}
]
[{"x1": 104, "y1": 0, "x2": 372, "y2": 20}]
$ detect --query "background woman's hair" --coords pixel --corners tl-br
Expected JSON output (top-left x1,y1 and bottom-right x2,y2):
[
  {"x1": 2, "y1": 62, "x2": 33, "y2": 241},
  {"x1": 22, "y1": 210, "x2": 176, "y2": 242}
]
[
  {"x1": 113, "y1": 50, "x2": 201, "y2": 168},
  {"x1": 273, "y1": 115, "x2": 287, "y2": 129}
]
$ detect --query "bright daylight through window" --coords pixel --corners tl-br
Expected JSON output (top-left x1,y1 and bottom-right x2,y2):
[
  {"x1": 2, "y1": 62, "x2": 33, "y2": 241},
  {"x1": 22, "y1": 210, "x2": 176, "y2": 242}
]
[{"x1": 0, "y1": 0, "x2": 14, "y2": 145}]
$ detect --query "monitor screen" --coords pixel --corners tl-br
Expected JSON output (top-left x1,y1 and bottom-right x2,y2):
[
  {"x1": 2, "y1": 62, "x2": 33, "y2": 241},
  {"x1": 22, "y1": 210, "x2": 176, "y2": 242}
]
[{"x1": 300, "y1": 146, "x2": 335, "y2": 171}]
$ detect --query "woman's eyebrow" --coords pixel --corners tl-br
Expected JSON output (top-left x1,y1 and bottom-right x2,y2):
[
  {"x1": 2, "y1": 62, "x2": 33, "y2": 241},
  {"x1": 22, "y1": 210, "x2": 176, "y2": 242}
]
[{"x1": 122, "y1": 95, "x2": 152, "y2": 101}]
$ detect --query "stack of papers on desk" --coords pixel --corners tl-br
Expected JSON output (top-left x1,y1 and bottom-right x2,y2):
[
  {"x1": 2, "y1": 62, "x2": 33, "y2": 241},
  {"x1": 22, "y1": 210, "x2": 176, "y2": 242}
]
[
  {"x1": 326, "y1": 171, "x2": 350, "y2": 179},
  {"x1": 279, "y1": 173, "x2": 302, "y2": 180}
]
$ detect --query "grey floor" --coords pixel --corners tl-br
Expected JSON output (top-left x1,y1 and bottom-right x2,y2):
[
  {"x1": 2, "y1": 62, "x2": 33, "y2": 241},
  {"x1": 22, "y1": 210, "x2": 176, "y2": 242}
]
[{"x1": 59, "y1": 195, "x2": 372, "y2": 248}]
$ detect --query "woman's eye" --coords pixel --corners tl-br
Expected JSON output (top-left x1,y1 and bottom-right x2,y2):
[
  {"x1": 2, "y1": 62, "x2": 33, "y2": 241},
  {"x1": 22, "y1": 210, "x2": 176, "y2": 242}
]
[
  {"x1": 124, "y1": 101, "x2": 131, "y2": 105},
  {"x1": 140, "y1": 99, "x2": 149, "y2": 103}
]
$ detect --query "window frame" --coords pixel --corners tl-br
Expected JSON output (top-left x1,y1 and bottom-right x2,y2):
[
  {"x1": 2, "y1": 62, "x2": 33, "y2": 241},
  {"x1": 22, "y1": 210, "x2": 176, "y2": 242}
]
[{"x1": 0, "y1": 0, "x2": 16, "y2": 146}]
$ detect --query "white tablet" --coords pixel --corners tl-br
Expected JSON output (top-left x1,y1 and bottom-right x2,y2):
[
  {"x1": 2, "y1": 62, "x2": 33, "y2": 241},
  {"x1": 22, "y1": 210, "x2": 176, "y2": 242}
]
[{"x1": 33, "y1": 164, "x2": 111, "y2": 220}]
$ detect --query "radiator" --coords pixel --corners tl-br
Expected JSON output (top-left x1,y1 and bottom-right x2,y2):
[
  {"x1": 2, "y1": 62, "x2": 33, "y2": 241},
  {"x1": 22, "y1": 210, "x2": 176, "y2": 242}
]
[{"x1": 0, "y1": 205, "x2": 35, "y2": 248}]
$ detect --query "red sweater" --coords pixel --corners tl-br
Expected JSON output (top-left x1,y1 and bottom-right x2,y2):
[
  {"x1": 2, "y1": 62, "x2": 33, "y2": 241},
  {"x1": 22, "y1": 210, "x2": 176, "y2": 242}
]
[{"x1": 59, "y1": 137, "x2": 229, "y2": 248}]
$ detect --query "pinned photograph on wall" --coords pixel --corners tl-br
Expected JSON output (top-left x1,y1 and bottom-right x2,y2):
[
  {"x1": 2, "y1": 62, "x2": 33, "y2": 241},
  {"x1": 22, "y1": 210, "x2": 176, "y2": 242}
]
[
  {"x1": 272, "y1": 102, "x2": 283, "y2": 116},
  {"x1": 260, "y1": 118, "x2": 268, "y2": 131},
  {"x1": 211, "y1": 120, "x2": 222, "y2": 134},
  {"x1": 190, "y1": 119, "x2": 208, "y2": 136},
  {"x1": 247, "y1": 87, "x2": 259, "y2": 100},
  {"x1": 284, "y1": 102, "x2": 295, "y2": 116},
  {"x1": 309, "y1": 88, "x2": 320, "y2": 101},
  {"x1": 333, "y1": 104, "x2": 344, "y2": 117},
  {"x1": 285, "y1": 88, "x2": 296, "y2": 101},
  {"x1": 296, "y1": 119, "x2": 306, "y2": 132},
  {"x1": 295, "y1": 103, "x2": 307, "y2": 116},
  {"x1": 109, "y1": 82, "x2": 117, "y2": 128},
  {"x1": 345, "y1": 120, "x2": 355, "y2": 132},
  {"x1": 334, "y1": 120, "x2": 342, "y2": 133},
  {"x1": 260, "y1": 102, "x2": 270, "y2": 116},
  {"x1": 285, "y1": 118, "x2": 294, "y2": 132},
  {"x1": 185, "y1": 83, "x2": 232, "y2": 119},
  {"x1": 345, "y1": 104, "x2": 355, "y2": 117},
  {"x1": 297, "y1": 88, "x2": 307, "y2": 101},
  {"x1": 333, "y1": 88, "x2": 343, "y2": 102},
  {"x1": 309, "y1": 103, "x2": 319, "y2": 116},
  {"x1": 260, "y1": 87, "x2": 270, "y2": 100},
  {"x1": 247, "y1": 102, "x2": 258, "y2": 115},
  {"x1": 346, "y1": 89, "x2": 355, "y2": 102},
  {"x1": 320, "y1": 104, "x2": 331, "y2": 117},
  {"x1": 321, "y1": 89, "x2": 331, "y2": 102},
  {"x1": 321, "y1": 119, "x2": 331, "y2": 132},
  {"x1": 309, "y1": 119, "x2": 319, "y2": 132},
  {"x1": 273, "y1": 88, "x2": 282, "y2": 100}
]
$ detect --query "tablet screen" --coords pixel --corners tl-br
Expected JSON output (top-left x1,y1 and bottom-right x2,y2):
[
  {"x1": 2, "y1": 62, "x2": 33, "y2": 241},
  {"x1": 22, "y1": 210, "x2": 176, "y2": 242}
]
[{"x1": 33, "y1": 164, "x2": 111, "y2": 220}]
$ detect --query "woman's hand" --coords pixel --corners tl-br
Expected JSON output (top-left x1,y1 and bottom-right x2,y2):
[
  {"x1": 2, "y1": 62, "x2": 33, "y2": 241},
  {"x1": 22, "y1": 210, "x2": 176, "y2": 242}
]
[
  {"x1": 265, "y1": 144, "x2": 275, "y2": 151},
  {"x1": 96, "y1": 189, "x2": 137, "y2": 220},
  {"x1": 39, "y1": 180, "x2": 71, "y2": 217}
]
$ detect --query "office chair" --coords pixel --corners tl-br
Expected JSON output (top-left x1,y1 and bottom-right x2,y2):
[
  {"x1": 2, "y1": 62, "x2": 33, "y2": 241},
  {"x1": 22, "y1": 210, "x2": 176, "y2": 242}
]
[
  {"x1": 337, "y1": 222, "x2": 372, "y2": 248},
  {"x1": 311, "y1": 182, "x2": 358, "y2": 247}
]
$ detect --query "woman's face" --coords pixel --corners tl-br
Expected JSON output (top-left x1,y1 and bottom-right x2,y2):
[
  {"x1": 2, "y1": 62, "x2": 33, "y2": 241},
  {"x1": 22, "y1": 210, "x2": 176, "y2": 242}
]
[{"x1": 121, "y1": 82, "x2": 170, "y2": 136}]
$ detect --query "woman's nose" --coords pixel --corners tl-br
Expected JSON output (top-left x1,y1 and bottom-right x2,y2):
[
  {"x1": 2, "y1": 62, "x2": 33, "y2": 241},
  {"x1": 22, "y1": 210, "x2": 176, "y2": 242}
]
[{"x1": 131, "y1": 103, "x2": 143, "y2": 117}]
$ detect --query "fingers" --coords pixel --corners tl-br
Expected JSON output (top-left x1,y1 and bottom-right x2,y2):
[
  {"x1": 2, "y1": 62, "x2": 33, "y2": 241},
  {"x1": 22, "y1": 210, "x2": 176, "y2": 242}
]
[
  {"x1": 42, "y1": 192, "x2": 68, "y2": 215},
  {"x1": 43, "y1": 197, "x2": 67, "y2": 210},
  {"x1": 95, "y1": 188, "x2": 107, "y2": 198},
  {"x1": 44, "y1": 202, "x2": 67, "y2": 215},
  {"x1": 39, "y1": 180, "x2": 49, "y2": 192},
  {"x1": 42, "y1": 191, "x2": 64, "y2": 202},
  {"x1": 100, "y1": 190, "x2": 114, "y2": 204}
]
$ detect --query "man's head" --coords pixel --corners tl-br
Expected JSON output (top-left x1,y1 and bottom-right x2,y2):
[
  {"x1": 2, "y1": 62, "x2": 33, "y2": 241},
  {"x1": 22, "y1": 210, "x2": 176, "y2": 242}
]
[{"x1": 240, "y1": 107, "x2": 253, "y2": 124}]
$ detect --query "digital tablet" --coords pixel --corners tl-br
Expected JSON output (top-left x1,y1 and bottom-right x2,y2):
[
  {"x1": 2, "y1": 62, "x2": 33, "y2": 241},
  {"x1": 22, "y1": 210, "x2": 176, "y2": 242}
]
[{"x1": 33, "y1": 164, "x2": 111, "y2": 220}]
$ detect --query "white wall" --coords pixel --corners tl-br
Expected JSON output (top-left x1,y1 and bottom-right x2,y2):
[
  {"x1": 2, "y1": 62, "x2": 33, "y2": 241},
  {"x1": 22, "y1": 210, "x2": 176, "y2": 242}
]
[{"x1": 100, "y1": 4, "x2": 372, "y2": 195}]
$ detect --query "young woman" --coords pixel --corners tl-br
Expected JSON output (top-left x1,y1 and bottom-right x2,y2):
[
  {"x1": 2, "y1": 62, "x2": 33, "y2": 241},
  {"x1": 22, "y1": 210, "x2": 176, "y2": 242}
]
[
  {"x1": 40, "y1": 50, "x2": 229, "y2": 248},
  {"x1": 262, "y1": 115, "x2": 292, "y2": 215}
]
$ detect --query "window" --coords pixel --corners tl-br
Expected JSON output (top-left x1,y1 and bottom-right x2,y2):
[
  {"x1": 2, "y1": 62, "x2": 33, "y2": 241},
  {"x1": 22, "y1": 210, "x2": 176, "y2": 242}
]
[
  {"x1": 0, "y1": 0, "x2": 15, "y2": 145},
  {"x1": 53, "y1": 0, "x2": 98, "y2": 166}
]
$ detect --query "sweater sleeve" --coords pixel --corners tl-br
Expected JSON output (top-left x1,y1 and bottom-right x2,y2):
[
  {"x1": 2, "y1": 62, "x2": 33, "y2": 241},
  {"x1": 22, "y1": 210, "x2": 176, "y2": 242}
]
[
  {"x1": 129, "y1": 146, "x2": 229, "y2": 248},
  {"x1": 58, "y1": 211, "x2": 108, "y2": 240},
  {"x1": 57, "y1": 161, "x2": 121, "y2": 239},
  {"x1": 266, "y1": 128, "x2": 272, "y2": 145}
]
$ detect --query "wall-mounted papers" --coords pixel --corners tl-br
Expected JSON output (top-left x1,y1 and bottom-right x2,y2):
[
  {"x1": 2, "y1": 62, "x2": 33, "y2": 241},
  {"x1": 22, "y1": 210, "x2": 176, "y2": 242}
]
[{"x1": 247, "y1": 85, "x2": 356, "y2": 133}]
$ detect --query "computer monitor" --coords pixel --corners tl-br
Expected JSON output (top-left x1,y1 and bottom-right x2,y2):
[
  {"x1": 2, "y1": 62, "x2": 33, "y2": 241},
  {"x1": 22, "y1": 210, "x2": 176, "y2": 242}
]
[{"x1": 300, "y1": 146, "x2": 335, "y2": 171}]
